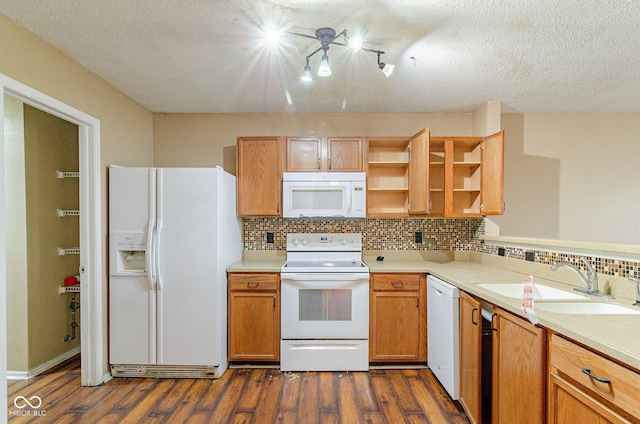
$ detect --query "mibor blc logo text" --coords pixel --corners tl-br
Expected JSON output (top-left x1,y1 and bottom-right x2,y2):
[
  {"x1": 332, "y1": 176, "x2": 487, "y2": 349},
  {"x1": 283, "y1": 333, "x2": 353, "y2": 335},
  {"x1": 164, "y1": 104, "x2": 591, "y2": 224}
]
[{"x1": 10, "y1": 395, "x2": 47, "y2": 417}]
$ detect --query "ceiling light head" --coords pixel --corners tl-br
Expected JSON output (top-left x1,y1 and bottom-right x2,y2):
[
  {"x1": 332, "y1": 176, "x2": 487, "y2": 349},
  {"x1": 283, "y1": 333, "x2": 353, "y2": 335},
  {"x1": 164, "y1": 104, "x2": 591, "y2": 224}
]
[
  {"x1": 376, "y1": 51, "x2": 394, "y2": 78},
  {"x1": 318, "y1": 54, "x2": 332, "y2": 77},
  {"x1": 348, "y1": 35, "x2": 363, "y2": 52},
  {"x1": 379, "y1": 62, "x2": 395, "y2": 78},
  {"x1": 301, "y1": 65, "x2": 313, "y2": 82},
  {"x1": 264, "y1": 28, "x2": 282, "y2": 46}
]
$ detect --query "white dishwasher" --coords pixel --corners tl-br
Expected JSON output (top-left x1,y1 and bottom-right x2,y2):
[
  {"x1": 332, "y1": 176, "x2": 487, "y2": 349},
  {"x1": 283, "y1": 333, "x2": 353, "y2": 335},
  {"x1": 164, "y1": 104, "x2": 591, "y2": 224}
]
[{"x1": 427, "y1": 275, "x2": 460, "y2": 400}]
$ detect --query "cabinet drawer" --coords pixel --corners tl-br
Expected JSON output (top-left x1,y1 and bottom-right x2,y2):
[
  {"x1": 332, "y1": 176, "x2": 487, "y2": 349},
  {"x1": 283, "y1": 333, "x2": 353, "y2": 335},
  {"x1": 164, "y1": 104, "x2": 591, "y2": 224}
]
[
  {"x1": 551, "y1": 334, "x2": 640, "y2": 418},
  {"x1": 372, "y1": 273, "x2": 420, "y2": 291},
  {"x1": 229, "y1": 273, "x2": 279, "y2": 291}
]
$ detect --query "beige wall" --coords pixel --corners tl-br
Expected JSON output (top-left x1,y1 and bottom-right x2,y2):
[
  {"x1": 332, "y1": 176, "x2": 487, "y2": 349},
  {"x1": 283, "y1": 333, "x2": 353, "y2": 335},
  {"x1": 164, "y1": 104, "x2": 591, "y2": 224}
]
[
  {"x1": 152, "y1": 112, "x2": 475, "y2": 171},
  {"x1": 23, "y1": 105, "x2": 81, "y2": 368},
  {"x1": 1, "y1": 13, "x2": 154, "y2": 374},
  {"x1": 490, "y1": 112, "x2": 640, "y2": 245}
]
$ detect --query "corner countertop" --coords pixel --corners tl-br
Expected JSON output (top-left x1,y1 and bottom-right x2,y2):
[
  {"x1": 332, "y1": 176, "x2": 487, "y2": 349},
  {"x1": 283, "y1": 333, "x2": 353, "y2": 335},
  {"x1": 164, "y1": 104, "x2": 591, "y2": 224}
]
[{"x1": 229, "y1": 251, "x2": 640, "y2": 371}]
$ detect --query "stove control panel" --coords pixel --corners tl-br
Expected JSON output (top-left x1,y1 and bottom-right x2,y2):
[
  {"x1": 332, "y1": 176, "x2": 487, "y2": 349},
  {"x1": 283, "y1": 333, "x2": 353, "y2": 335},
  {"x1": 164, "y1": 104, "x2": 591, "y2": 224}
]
[{"x1": 286, "y1": 233, "x2": 362, "y2": 251}]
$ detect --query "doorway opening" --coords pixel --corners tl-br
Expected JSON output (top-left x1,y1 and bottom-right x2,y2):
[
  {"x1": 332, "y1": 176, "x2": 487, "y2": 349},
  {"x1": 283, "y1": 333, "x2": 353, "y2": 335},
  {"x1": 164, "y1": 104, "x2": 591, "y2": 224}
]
[{"x1": 1, "y1": 73, "x2": 104, "y2": 406}]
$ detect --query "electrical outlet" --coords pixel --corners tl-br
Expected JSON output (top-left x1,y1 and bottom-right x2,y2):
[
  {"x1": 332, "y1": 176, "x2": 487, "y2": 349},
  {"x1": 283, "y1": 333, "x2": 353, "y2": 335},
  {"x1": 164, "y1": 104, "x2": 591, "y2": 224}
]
[
  {"x1": 525, "y1": 251, "x2": 535, "y2": 262},
  {"x1": 415, "y1": 231, "x2": 423, "y2": 244},
  {"x1": 498, "y1": 247, "x2": 505, "y2": 257},
  {"x1": 266, "y1": 232, "x2": 274, "y2": 244}
]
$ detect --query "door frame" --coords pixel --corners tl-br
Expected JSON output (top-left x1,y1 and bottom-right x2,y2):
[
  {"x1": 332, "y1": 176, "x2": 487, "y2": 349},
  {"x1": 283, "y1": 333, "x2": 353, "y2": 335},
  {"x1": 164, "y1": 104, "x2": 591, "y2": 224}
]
[{"x1": 0, "y1": 73, "x2": 104, "y2": 399}]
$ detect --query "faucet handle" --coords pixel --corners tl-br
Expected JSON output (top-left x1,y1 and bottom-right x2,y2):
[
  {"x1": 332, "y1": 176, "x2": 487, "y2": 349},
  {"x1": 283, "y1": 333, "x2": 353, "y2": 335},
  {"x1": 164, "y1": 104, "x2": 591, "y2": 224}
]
[{"x1": 580, "y1": 257, "x2": 598, "y2": 285}]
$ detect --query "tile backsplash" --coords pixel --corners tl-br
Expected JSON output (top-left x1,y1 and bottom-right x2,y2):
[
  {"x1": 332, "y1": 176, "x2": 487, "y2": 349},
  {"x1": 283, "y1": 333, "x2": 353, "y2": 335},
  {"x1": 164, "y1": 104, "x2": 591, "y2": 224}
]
[
  {"x1": 243, "y1": 217, "x2": 484, "y2": 251},
  {"x1": 243, "y1": 217, "x2": 640, "y2": 280}
]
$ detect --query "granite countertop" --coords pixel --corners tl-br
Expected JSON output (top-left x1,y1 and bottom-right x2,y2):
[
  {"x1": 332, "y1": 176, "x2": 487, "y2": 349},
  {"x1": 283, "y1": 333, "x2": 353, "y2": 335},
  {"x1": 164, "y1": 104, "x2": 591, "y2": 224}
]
[{"x1": 229, "y1": 250, "x2": 640, "y2": 371}]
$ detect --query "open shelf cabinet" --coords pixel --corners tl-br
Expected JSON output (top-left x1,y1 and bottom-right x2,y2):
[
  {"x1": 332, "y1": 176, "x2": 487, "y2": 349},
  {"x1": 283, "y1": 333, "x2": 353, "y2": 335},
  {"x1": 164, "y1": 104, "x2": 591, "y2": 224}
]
[{"x1": 366, "y1": 137, "x2": 410, "y2": 216}]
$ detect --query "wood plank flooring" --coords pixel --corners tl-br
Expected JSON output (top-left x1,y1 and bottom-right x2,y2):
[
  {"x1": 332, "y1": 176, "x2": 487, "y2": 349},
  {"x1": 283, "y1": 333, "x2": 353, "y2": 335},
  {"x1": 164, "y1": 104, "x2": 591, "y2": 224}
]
[{"x1": 7, "y1": 357, "x2": 469, "y2": 423}]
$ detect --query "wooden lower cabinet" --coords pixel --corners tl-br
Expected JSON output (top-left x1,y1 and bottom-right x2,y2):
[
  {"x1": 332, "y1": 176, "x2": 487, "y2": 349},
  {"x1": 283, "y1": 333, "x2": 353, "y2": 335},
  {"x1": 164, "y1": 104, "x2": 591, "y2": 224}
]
[
  {"x1": 492, "y1": 306, "x2": 546, "y2": 424},
  {"x1": 549, "y1": 334, "x2": 640, "y2": 423},
  {"x1": 228, "y1": 273, "x2": 280, "y2": 362},
  {"x1": 369, "y1": 273, "x2": 427, "y2": 362},
  {"x1": 459, "y1": 291, "x2": 484, "y2": 424},
  {"x1": 549, "y1": 373, "x2": 633, "y2": 424}
]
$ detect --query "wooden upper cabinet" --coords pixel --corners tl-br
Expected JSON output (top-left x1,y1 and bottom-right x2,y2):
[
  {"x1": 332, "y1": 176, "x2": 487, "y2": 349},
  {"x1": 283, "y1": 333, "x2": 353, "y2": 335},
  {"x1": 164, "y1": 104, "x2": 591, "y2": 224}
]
[
  {"x1": 408, "y1": 127, "x2": 430, "y2": 215},
  {"x1": 365, "y1": 137, "x2": 411, "y2": 217},
  {"x1": 327, "y1": 137, "x2": 363, "y2": 171},
  {"x1": 236, "y1": 136, "x2": 284, "y2": 216},
  {"x1": 286, "y1": 137, "x2": 322, "y2": 171},
  {"x1": 481, "y1": 130, "x2": 505, "y2": 215},
  {"x1": 286, "y1": 136, "x2": 363, "y2": 172},
  {"x1": 428, "y1": 131, "x2": 504, "y2": 217}
]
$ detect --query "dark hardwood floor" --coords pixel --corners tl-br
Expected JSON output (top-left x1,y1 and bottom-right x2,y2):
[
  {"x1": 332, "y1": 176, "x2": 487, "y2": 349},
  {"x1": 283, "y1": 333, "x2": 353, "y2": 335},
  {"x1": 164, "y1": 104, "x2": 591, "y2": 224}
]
[{"x1": 7, "y1": 357, "x2": 469, "y2": 423}]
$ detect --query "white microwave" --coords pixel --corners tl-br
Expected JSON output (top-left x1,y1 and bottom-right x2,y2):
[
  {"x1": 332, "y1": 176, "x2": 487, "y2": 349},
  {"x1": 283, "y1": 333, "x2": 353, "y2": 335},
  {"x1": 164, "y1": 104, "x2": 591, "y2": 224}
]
[{"x1": 282, "y1": 172, "x2": 366, "y2": 218}]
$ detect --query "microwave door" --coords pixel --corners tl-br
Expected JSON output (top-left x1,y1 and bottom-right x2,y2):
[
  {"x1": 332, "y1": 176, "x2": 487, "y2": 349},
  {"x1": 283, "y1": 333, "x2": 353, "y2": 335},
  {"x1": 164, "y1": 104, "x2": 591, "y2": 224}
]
[{"x1": 285, "y1": 183, "x2": 348, "y2": 217}]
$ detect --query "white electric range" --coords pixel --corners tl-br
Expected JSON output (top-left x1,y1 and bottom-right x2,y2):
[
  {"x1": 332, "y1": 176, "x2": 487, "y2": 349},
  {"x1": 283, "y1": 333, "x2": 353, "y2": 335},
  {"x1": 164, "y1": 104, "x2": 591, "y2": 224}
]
[{"x1": 280, "y1": 233, "x2": 370, "y2": 371}]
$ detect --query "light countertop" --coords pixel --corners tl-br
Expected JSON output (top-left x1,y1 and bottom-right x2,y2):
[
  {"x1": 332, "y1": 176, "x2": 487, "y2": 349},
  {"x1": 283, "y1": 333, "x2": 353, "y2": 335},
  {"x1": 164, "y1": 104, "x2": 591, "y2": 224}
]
[{"x1": 228, "y1": 250, "x2": 640, "y2": 371}]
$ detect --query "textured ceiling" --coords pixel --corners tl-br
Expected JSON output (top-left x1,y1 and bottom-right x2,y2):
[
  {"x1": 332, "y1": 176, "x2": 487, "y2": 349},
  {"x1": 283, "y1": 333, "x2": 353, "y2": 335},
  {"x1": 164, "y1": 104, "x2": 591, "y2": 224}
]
[{"x1": 1, "y1": 0, "x2": 639, "y2": 113}]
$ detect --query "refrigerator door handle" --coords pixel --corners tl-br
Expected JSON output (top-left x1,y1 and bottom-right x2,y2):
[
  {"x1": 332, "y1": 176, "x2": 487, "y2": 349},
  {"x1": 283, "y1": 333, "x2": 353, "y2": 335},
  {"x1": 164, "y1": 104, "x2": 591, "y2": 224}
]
[
  {"x1": 155, "y1": 218, "x2": 163, "y2": 291},
  {"x1": 146, "y1": 218, "x2": 156, "y2": 290}
]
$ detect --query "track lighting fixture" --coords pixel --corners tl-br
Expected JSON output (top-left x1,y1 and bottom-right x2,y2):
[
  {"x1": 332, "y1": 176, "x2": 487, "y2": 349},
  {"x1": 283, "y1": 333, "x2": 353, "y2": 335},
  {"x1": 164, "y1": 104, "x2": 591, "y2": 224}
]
[{"x1": 280, "y1": 27, "x2": 394, "y2": 81}]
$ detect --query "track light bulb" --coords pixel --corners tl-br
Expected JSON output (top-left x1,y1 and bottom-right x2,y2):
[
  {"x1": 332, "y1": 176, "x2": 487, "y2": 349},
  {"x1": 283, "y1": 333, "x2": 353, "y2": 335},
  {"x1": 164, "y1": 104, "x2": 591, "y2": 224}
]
[
  {"x1": 301, "y1": 65, "x2": 313, "y2": 82},
  {"x1": 318, "y1": 54, "x2": 332, "y2": 76},
  {"x1": 348, "y1": 35, "x2": 363, "y2": 52}
]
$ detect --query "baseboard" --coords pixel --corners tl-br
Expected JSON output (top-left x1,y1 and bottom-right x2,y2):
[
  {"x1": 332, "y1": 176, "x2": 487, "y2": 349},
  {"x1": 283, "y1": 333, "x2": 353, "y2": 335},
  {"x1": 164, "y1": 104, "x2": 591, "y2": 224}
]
[{"x1": 7, "y1": 347, "x2": 81, "y2": 380}]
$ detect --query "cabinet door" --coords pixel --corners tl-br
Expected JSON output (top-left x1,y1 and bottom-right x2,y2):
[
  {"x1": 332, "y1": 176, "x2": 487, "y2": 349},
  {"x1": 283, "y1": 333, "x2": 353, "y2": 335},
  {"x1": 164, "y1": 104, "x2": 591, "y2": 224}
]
[
  {"x1": 370, "y1": 274, "x2": 426, "y2": 362},
  {"x1": 459, "y1": 291, "x2": 483, "y2": 424},
  {"x1": 481, "y1": 131, "x2": 504, "y2": 215},
  {"x1": 492, "y1": 307, "x2": 546, "y2": 424},
  {"x1": 228, "y1": 273, "x2": 280, "y2": 362},
  {"x1": 549, "y1": 373, "x2": 632, "y2": 424},
  {"x1": 408, "y1": 127, "x2": 430, "y2": 215},
  {"x1": 327, "y1": 137, "x2": 363, "y2": 171},
  {"x1": 236, "y1": 137, "x2": 284, "y2": 216},
  {"x1": 286, "y1": 136, "x2": 322, "y2": 171}
]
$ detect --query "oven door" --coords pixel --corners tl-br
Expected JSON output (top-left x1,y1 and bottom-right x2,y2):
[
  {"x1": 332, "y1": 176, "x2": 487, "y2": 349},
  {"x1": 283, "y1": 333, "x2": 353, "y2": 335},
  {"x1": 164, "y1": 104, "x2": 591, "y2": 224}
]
[{"x1": 281, "y1": 273, "x2": 369, "y2": 339}]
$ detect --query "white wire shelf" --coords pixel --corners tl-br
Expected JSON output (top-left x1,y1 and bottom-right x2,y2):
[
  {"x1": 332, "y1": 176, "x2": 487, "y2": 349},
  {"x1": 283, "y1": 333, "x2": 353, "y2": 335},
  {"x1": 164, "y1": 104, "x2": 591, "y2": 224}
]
[
  {"x1": 57, "y1": 209, "x2": 80, "y2": 217},
  {"x1": 56, "y1": 170, "x2": 80, "y2": 179},
  {"x1": 58, "y1": 247, "x2": 81, "y2": 256},
  {"x1": 59, "y1": 285, "x2": 81, "y2": 294}
]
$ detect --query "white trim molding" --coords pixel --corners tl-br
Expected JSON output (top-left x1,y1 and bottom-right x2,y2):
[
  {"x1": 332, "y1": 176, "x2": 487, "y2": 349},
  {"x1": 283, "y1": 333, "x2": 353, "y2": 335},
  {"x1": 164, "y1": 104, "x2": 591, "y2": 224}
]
[
  {"x1": 7, "y1": 347, "x2": 81, "y2": 381},
  {"x1": 0, "y1": 73, "x2": 104, "y2": 399}
]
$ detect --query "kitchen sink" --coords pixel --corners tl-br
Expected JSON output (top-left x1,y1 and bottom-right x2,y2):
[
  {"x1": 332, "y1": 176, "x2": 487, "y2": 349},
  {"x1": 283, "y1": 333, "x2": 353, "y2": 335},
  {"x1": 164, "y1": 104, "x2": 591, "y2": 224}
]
[
  {"x1": 477, "y1": 283, "x2": 588, "y2": 300},
  {"x1": 534, "y1": 302, "x2": 640, "y2": 315}
]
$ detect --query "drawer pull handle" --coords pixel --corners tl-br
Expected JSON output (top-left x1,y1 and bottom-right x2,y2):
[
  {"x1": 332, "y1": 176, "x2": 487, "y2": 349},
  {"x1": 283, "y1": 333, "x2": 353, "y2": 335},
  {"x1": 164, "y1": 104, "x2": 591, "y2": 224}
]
[
  {"x1": 582, "y1": 368, "x2": 611, "y2": 384},
  {"x1": 247, "y1": 281, "x2": 260, "y2": 287},
  {"x1": 391, "y1": 281, "x2": 404, "y2": 287}
]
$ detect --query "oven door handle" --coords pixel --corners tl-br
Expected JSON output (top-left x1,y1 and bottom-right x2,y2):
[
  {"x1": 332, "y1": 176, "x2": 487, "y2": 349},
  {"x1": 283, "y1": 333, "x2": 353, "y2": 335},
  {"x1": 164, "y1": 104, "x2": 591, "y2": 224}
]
[{"x1": 281, "y1": 273, "x2": 369, "y2": 281}]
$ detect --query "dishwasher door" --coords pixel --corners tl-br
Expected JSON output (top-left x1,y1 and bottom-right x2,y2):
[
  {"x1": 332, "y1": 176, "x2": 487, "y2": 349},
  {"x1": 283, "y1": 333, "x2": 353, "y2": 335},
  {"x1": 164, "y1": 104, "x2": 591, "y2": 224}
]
[{"x1": 427, "y1": 275, "x2": 460, "y2": 400}]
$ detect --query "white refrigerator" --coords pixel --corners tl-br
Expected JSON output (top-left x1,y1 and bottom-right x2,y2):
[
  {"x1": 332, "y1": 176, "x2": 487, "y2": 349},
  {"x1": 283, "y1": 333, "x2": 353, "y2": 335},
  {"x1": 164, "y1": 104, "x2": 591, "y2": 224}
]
[{"x1": 108, "y1": 166, "x2": 241, "y2": 378}]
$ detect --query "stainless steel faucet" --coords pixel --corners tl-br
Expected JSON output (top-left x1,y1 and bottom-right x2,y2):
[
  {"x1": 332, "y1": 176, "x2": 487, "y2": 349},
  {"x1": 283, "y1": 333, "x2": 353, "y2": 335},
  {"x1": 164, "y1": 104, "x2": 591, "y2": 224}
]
[
  {"x1": 550, "y1": 257, "x2": 611, "y2": 298},
  {"x1": 628, "y1": 277, "x2": 640, "y2": 306}
]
